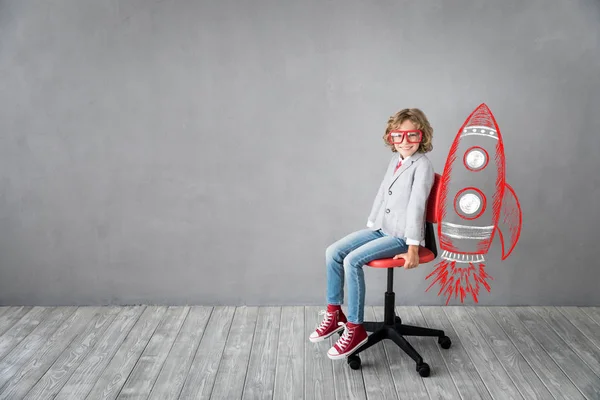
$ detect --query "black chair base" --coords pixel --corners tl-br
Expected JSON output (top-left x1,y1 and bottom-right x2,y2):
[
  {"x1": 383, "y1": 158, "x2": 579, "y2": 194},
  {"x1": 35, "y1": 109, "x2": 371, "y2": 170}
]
[{"x1": 345, "y1": 269, "x2": 452, "y2": 376}]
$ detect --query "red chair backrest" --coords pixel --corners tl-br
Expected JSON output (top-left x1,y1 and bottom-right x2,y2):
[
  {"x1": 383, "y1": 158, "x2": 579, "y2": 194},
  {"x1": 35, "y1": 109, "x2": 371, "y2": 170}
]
[{"x1": 426, "y1": 173, "x2": 442, "y2": 224}]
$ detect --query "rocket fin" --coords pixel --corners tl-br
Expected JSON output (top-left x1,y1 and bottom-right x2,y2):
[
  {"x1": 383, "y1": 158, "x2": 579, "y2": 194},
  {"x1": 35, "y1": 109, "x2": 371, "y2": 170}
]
[{"x1": 497, "y1": 183, "x2": 522, "y2": 259}]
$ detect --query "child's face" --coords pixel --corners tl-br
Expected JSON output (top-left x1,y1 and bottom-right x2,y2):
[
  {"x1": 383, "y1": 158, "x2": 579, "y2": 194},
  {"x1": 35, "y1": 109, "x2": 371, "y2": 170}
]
[{"x1": 393, "y1": 120, "x2": 420, "y2": 159}]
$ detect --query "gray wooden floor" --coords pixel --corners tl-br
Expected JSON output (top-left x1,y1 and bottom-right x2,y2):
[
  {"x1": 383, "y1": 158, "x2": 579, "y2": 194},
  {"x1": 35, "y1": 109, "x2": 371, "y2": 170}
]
[{"x1": 0, "y1": 306, "x2": 599, "y2": 399}]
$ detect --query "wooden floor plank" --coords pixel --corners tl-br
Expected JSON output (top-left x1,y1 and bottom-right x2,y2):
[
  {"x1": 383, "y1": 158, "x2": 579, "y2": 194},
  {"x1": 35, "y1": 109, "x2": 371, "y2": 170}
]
[
  {"x1": 0, "y1": 307, "x2": 50, "y2": 363},
  {"x1": 373, "y1": 306, "x2": 427, "y2": 400},
  {"x1": 211, "y1": 307, "x2": 259, "y2": 399},
  {"x1": 147, "y1": 306, "x2": 212, "y2": 400},
  {"x1": 242, "y1": 307, "x2": 280, "y2": 400},
  {"x1": 359, "y1": 307, "x2": 398, "y2": 400},
  {"x1": 303, "y1": 306, "x2": 335, "y2": 400},
  {"x1": 178, "y1": 306, "x2": 235, "y2": 400},
  {"x1": 0, "y1": 308, "x2": 8, "y2": 319},
  {"x1": 420, "y1": 306, "x2": 493, "y2": 400},
  {"x1": 0, "y1": 307, "x2": 100, "y2": 400},
  {"x1": 488, "y1": 307, "x2": 585, "y2": 400},
  {"x1": 54, "y1": 306, "x2": 145, "y2": 400},
  {"x1": 558, "y1": 307, "x2": 600, "y2": 350},
  {"x1": 443, "y1": 306, "x2": 524, "y2": 400},
  {"x1": 397, "y1": 306, "x2": 461, "y2": 400},
  {"x1": 0, "y1": 307, "x2": 33, "y2": 337},
  {"x1": 273, "y1": 306, "x2": 305, "y2": 400},
  {"x1": 22, "y1": 307, "x2": 120, "y2": 400},
  {"x1": 0, "y1": 307, "x2": 77, "y2": 392},
  {"x1": 116, "y1": 306, "x2": 189, "y2": 399},
  {"x1": 84, "y1": 306, "x2": 167, "y2": 400},
  {"x1": 511, "y1": 307, "x2": 600, "y2": 400},
  {"x1": 530, "y1": 307, "x2": 600, "y2": 380},
  {"x1": 466, "y1": 307, "x2": 554, "y2": 400},
  {"x1": 581, "y1": 307, "x2": 600, "y2": 326}
]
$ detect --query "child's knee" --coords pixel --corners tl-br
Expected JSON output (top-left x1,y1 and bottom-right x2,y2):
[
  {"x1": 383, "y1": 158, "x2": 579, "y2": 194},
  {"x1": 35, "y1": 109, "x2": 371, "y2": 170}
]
[
  {"x1": 325, "y1": 243, "x2": 342, "y2": 263},
  {"x1": 343, "y1": 251, "x2": 363, "y2": 271}
]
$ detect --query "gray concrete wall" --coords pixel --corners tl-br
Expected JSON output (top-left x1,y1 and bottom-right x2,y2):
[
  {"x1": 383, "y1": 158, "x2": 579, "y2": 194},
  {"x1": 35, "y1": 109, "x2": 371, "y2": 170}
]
[{"x1": 1, "y1": 0, "x2": 599, "y2": 306}]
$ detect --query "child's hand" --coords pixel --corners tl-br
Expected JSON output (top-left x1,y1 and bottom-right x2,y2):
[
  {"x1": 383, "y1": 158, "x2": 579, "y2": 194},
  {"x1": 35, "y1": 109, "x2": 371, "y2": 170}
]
[{"x1": 393, "y1": 246, "x2": 420, "y2": 269}]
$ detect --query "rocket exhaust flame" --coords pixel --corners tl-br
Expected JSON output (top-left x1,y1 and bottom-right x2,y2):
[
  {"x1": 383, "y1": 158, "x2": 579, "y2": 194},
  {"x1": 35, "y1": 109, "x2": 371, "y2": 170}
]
[{"x1": 425, "y1": 259, "x2": 493, "y2": 305}]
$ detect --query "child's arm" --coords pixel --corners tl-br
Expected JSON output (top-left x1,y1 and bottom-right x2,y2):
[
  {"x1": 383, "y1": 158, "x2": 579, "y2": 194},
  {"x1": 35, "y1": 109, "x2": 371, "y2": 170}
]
[
  {"x1": 405, "y1": 159, "x2": 435, "y2": 243},
  {"x1": 400, "y1": 160, "x2": 435, "y2": 268}
]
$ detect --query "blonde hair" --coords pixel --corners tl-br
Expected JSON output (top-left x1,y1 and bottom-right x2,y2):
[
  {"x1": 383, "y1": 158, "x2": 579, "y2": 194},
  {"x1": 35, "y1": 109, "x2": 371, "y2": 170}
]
[{"x1": 383, "y1": 108, "x2": 433, "y2": 153}]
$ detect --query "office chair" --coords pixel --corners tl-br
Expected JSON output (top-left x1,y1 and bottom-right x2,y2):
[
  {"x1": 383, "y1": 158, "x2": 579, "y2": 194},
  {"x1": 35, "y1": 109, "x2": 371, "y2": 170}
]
[{"x1": 345, "y1": 173, "x2": 451, "y2": 377}]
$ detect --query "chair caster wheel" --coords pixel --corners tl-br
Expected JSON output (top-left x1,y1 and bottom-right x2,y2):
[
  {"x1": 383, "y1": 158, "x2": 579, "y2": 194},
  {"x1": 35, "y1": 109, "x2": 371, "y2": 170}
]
[
  {"x1": 395, "y1": 316, "x2": 402, "y2": 324},
  {"x1": 347, "y1": 354, "x2": 361, "y2": 370},
  {"x1": 438, "y1": 335, "x2": 451, "y2": 349},
  {"x1": 417, "y1": 362, "x2": 430, "y2": 377}
]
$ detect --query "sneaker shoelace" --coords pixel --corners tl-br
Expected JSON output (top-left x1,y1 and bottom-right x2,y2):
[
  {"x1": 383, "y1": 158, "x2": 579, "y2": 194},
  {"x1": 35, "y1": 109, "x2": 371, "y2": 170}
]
[
  {"x1": 316, "y1": 310, "x2": 334, "y2": 334},
  {"x1": 336, "y1": 323, "x2": 353, "y2": 349}
]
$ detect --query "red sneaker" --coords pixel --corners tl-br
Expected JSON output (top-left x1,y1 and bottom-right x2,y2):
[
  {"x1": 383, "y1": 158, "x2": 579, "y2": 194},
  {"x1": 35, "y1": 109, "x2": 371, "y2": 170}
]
[
  {"x1": 309, "y1": 309, "x2": 347, "y2": 343},
  {"x1": 327, "y1": 323, "x2": 368, "y2": 360}
]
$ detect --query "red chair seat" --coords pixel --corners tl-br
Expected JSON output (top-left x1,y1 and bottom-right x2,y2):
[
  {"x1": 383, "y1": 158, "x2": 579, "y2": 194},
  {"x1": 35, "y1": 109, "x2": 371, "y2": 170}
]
[{"x1": 366, "y1": 246, "x2": 436, "y2": 268}]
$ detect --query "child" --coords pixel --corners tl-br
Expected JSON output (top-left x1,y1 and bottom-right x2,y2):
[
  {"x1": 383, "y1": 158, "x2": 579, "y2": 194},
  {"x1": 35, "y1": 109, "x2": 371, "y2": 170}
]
[{"x1": 309, "y1": 108, "x2": 435, "y2": 360}]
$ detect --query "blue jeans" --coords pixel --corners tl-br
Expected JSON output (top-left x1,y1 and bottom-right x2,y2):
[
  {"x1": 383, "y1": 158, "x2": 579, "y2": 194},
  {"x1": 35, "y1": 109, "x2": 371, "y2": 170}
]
[{"x1": 326, "y1": 229, "x2": 408, "y2": 324}]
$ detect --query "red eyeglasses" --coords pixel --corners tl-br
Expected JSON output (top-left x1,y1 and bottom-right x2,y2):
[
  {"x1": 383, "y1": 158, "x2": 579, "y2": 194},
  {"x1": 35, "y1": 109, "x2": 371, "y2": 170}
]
[{"x1": 388, "y1": 130, "x2": 423, "y2": 144}]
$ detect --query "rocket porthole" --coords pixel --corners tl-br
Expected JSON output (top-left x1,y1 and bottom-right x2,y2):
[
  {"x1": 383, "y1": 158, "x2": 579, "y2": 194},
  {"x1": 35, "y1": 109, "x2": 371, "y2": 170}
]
[
  {"x1": 459, "y1": 194, "x2": 481, "y2": 214},
  {"x1": 466, "y1": 151, "x2": 485, "y2": 168},
  {"x1": 454, "y1": 187, "x2": 486, "y2": 220},
  {"x1": 463, "y1": 146, "x2": 489, "y2": 171}
]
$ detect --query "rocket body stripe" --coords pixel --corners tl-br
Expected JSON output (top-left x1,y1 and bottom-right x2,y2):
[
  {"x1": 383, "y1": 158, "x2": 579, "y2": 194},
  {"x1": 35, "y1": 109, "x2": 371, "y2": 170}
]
[{"x1": 460, "y1": 132, "x2": 499, "y2": 140}]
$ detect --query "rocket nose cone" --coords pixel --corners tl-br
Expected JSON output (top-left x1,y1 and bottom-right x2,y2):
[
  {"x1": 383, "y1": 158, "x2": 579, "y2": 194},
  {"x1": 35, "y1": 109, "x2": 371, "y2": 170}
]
[{"x1": 466, "y1": 103, "x2": 495, "y2": 128}]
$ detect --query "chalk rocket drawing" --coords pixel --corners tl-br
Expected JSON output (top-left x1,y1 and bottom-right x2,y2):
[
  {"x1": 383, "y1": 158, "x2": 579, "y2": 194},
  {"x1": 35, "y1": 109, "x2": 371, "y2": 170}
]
[{"x1": 425, "y1": 103, "x2": 522, "y2": 305}]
